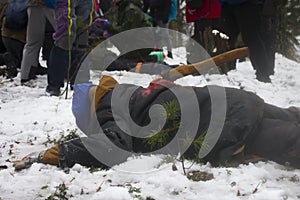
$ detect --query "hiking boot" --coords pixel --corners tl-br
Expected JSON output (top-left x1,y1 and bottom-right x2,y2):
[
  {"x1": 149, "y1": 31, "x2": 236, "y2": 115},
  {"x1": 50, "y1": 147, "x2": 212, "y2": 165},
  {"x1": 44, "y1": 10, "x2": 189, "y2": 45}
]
[
  {"x1": 5, "y1": 67, "x2": 18, "y2": 78},
  {"x1": 37, "y1": 64, "x2": 47, "y2": 75},
  {"x1": 3, "y1": 52, "x2": 18, "y2": 78},
  {"x1": 46, "y1": 85, "x2": 61, "y2": 96},
  {"x1": 257, "y1": 75, "x2": 271, "y2": 83},
  {"x1": 0, "y1": 67, "x2": 5, "y2": 76},
  {"x1": 21, "y1": 79, "x2": 37, "y2": 87},
  {"x1": 28, "y1": 66, "x2": 37, "y2": 80},
  {"x1": 21, "y1": 66, "x2": 38, "y2": 83},
  {"x1": 167, "y1": 51, "x2": 173, "y2": 59}
]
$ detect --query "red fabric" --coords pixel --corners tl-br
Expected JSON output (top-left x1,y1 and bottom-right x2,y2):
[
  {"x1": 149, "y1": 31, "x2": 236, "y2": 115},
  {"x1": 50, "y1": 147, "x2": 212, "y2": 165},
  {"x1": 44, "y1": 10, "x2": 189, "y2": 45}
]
[
  {"x1": 94, "y1": 0, "x2": 99, "y2": 13},
  {"x1": 185, "y1": 0, "x2": 221, "y2": 23},
  {"x1": 141, "y1": 78, "x2": 175, "y2": 97}
]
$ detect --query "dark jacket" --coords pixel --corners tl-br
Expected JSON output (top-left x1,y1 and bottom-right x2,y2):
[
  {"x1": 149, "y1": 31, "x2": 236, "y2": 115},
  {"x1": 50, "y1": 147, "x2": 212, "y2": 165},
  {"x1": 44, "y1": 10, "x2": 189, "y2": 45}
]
[
  {"x1": 143, "y1": 0, "x2": 172, "y2": 24},
  {"x1": 0, "y1": 1, "x2": 26, "y2": 42},
  {"x1": 104, "y1": 0, "x2": 154, "y2": 63},
  {"x1": 106, "y1": 0, "x2": 150, "y2": 34},
  {"x1": 95, "y1": 77, "x2": 265, "y2": 166}
]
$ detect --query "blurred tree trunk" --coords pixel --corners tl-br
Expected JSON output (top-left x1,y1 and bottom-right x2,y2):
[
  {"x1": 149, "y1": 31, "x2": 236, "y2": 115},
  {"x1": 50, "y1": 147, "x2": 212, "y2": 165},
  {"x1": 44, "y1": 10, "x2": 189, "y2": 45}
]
[{"x1": 275, "y1": 0, "x2": 300, "y2": 61}]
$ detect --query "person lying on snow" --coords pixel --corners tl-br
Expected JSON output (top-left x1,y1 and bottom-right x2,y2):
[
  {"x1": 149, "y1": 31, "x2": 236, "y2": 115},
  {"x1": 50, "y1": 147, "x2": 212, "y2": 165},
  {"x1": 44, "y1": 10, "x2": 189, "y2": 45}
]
[{"x1": 13, "y1": 75, "x2": 300, "y2": 172}]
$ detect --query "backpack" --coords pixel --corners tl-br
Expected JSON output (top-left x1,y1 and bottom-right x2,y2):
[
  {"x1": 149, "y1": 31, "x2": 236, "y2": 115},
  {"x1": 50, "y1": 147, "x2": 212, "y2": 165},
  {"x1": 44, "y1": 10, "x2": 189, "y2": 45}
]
[{"x1": 4, "y1": 0, "x2": 28, "y2": 29}]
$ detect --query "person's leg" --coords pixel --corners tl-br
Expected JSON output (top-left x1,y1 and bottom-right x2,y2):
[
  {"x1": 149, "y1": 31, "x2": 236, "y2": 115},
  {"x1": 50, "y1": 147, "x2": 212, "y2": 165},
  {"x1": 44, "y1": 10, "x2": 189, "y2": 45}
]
[
  {"x1": 37, "y1": 8, "x2": 56, "y2": 75},
  {"x1": 193, "y1": 20, "x2": 201, "y2": 45},
  {"x1": 42, "y1": 19, "x2": 55, "y2": 64},
  {"x1": 261, "y1": 15, "x2": 275, "y2": 75},
  {"x1": 0, "y1": 32, "x2": 6, "y2": 54},
  {"x1": 263, "y1": 103, "x2": 300, "y2": 122},
  {"x1": 219, "y1": 5, "x2": 239, "y2": 47},
  {"x1": 153, "y1": 21, "x2": 173, "y2": 58},
  {"x1": 20, "y1": 7, "x2": 48, "y2": 82},
  {"x1": 194, "y1": 19, "x2": 212, "y2": 54},
  {"x1": 58, "y1": 138, "x2": 109, "y2": 172},
  {"x1": 47, "y1": 0, "x2": 77, "y2": 95},
  {"x1": 0, "y1": 53, "x2": 5, "y2": 66},
  {"x1": 219, "y1": 5, "x2": 239, "y2": 69},
  {"x1": 245, "y1": 118, "x2": 300, "y2": 168},
  {"x1": 235, "y1": 3, "x2": 272, "y2": 82},
  {"x1": 1, "y1": 37, "x2": 20, "y2": 78},
  {"x1": 47, "y1": 0, "x2": 92, "y2": 93},
  {"x1": 46, "y1": 45, "x2": 69, "y2": 95},
  {"x1": 1, "y1": 52, "x2": 17, "y2": 78},
  {"x1": 69, "y1": 0, "x2": 93, "y2": 85},
  {"x1": 2, "y1": 37, "x2": 25, "y2": 69},
  {"x1": 13, "y1": 138, "x2": 108, "y2": 171}
]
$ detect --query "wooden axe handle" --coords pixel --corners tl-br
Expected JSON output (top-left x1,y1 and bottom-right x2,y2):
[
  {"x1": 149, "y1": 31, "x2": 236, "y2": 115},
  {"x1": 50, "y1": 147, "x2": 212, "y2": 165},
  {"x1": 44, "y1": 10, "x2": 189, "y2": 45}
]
[{"x1": 162, "y1": 47, "x2": 249, "y2": 81}]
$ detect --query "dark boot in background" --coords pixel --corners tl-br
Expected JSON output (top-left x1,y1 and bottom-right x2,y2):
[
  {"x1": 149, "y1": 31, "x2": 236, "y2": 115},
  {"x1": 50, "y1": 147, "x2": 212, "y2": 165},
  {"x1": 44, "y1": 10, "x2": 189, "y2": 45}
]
[
  {"x1": 69, "y1": 49, "x2": 89, "y2": 86},
  {"x1": 46, "y1": 45, "x2": 69, "y2": 96},
  {"x1": 37, "y1": 63, "x2": 47, "y2": 75},
  {"x1": 3, "y1": 52, "x2": 18, "y2": 78}
]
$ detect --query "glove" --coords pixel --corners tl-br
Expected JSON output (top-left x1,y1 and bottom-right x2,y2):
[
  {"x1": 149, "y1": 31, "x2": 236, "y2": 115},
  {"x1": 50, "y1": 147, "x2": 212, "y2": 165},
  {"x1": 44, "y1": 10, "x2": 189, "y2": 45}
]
[{"x1": 12, "y1": 151, "x2": 43, "y2": 171}]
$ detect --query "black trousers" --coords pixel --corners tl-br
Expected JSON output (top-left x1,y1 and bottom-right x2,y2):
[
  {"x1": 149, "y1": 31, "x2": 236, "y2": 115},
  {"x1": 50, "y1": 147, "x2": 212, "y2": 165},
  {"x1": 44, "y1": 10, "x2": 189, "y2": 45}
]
[
  {"x1": 220, "y1": 3, "x2": 273, "y2": 81},
  {"x1": 245, "y1": 104, "x2": 300, "y2": 168},
  {"x1": 0, "y1": 33, "x2": 6, "y2": 54},
  {"x1": 193, "y1": 18, "x2": 220, "y2": 45},
  {"x1": 42, "y1": 19, "x2": 55, "y2": 64},
  {"x1": 2, "y1": 36, "x2": 25, "y2": 68}
]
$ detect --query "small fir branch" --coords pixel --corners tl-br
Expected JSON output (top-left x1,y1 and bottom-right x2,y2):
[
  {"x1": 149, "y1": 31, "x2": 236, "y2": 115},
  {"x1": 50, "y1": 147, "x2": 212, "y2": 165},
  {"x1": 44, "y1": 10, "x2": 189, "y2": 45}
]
[
  {"x1": 144, "y1": 100, "x2": 180, "y2": 150},
  {"x1": 46, "y1": 182, "x2": 72, "y2": 200},
  {"x1": 43, "y1": 129, "x2": 80, "y2": 146},
  {"x1": 145, "y1": 129, "x2": 171, "y2": 150},
  {"x1": 160, "y1": 100, "x2": 180, "y2": 120}
]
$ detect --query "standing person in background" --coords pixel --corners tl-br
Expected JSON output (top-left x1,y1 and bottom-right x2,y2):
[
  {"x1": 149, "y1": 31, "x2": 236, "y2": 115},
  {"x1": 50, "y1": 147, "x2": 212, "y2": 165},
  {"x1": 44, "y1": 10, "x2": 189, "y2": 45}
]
[
  {"x1": 93, "y1": 0, "x2": 111, "y2": 17},
  {"x1": 0, "y1": 33, "x2": 5, "y2": 54},
  {"x1": 100, "y1": 0, "x2": 111, "y2": 15},
  {"x1": 103, "y1": 0, "x2": 155, "y2": 66},
  {"x1": 143, "y1": 0, "x2": 173, "y2": 58},
  {"x1": 20, "y1": 0, "x2": 56, "y2": 84},
  {"x1": 185, "y1": 0, "x2": 221, "y2": 51},
  {"x1": 46, "y1": 0, "x2": 93, "y2": 96},
  {"x1": 218, "y1": 0, "x2": 272, "y2": 83},
  {"x1": 0, "y1": 0, "x2": 26, "y2": 78},
  {"x1": 185, "y1": 0, "x2": 233, "y2": 73}
]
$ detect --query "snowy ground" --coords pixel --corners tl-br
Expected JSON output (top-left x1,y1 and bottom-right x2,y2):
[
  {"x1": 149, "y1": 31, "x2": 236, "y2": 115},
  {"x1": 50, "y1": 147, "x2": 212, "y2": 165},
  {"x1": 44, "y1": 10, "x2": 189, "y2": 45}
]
[{"x1": 0, "y1": 51, "x2": 300, "y2": 199}]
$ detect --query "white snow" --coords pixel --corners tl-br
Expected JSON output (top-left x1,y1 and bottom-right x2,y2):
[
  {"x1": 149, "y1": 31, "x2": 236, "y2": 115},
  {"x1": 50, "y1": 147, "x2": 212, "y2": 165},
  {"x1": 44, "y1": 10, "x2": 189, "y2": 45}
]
[{"x1": 0, "y1": 50, "x2": 300, "y2": 199}]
